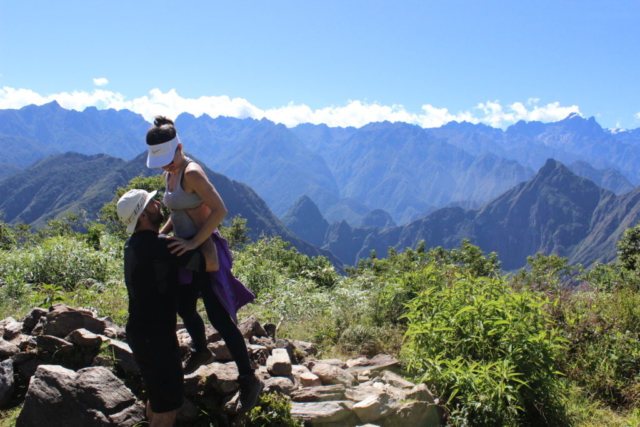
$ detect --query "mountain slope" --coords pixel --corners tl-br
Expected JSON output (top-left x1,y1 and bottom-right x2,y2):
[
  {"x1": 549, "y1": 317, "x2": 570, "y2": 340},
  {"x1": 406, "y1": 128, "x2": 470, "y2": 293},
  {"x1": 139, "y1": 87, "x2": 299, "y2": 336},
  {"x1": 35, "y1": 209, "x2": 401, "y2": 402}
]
[
  {"x1": 323, "y1": 159, "x2": 618, "y2": 269},
  {"x1": 175, "y1": 114, "x2": 339, "y2": 217},
  {"x1": 0, "y1": 151, "x2": 341, "y2": 267}
]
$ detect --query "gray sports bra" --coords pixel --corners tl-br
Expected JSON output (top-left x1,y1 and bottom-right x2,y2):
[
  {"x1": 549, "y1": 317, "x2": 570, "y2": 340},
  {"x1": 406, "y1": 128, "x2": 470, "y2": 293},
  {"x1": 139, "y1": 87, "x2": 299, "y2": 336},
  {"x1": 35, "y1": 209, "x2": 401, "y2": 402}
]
[{"x1": 163, "y1": 158, "x2": 201, "y2": 238}]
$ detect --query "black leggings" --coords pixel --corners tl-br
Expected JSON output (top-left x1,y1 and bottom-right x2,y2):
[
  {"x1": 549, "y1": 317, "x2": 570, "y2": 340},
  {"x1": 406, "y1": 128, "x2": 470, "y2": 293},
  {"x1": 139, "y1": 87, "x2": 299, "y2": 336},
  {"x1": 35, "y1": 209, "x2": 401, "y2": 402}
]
[{"x1": 177, "y1": 272, "x2": 253, "y2": 376}]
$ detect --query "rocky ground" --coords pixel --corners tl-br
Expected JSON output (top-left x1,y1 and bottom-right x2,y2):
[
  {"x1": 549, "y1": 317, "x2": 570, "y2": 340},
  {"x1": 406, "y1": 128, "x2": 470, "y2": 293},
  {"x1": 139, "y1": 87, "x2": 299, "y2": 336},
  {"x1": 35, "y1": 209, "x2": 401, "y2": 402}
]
[{"x1": 0, "y1": 304, "x2": 444, "y2": 426}]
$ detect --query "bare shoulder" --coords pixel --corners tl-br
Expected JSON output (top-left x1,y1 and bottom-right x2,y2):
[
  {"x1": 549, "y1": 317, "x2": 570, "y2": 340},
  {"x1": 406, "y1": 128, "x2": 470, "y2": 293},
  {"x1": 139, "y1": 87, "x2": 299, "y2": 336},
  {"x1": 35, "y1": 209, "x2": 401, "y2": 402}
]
[{"x1": 183, "y1": 162, "x2": 211, "y2": 188}]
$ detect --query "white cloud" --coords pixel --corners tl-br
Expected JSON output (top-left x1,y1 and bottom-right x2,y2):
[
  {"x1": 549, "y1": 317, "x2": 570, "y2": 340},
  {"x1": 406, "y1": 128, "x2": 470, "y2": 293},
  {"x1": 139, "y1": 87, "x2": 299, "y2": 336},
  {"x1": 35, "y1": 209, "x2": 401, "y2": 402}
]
[
  {"x1": 475, "y1": 100, "x2": 581, "y2": 128},
  {"x1": 93, "y1": 78, "x2": 109, "y2": 86},
  {"x1": 0, "y1": 86, "x2": 582, "y2": 129},
  {"x1": 635, "y1": 112, "x2": 640, "y2": 120}
]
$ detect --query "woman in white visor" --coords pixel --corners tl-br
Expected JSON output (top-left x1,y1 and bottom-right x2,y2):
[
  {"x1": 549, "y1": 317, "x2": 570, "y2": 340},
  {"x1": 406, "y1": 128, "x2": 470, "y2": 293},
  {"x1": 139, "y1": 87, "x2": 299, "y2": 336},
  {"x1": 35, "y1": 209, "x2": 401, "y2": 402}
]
[{"x1": 145, "y1": 116, "x2": 262, "y2": 413}]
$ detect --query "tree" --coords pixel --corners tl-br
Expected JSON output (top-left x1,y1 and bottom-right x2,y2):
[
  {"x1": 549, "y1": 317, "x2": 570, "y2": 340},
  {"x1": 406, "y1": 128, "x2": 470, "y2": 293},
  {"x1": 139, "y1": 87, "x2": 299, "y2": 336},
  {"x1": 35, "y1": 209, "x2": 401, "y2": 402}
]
[
  {"x1": 99, "y1": 175, "x2": 166, "y2": 238},
  {"x1": 617, "y1": 223, "x2": 640, "y2": 271}
]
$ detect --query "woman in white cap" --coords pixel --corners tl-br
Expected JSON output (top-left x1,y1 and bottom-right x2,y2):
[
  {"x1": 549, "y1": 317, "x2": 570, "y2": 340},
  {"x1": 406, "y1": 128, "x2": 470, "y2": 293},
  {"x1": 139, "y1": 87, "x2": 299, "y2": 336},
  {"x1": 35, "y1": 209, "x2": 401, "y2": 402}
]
[{"x1": 146, "y1": 116, "x2": 262, "y2": 413}]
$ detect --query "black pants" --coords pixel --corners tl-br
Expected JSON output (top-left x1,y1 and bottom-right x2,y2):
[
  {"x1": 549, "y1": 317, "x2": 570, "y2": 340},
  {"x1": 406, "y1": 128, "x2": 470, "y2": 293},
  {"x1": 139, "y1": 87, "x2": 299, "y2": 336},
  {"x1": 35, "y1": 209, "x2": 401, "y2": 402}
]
[
  {"x1": 177, "y1": 271, "x2": 253, "y2": 376},
  {"x1": 127, "y1": 324, "x2": 184, "y2": 413}
]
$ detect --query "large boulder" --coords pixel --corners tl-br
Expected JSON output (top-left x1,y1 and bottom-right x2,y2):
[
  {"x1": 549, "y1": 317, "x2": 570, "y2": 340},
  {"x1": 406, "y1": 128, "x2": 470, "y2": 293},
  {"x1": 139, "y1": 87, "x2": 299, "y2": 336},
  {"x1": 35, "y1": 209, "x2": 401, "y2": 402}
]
[
  {"x1": 43, "y1": 304, "x2": 106, "y2": 338},
  {"x1": 16, "y1": 365, "x2": 144, "y2": 427},
  {"x1": 0, "y1": 339, "x2": 20, "y2": 359},
  {"x1": 0, "y1": 359, "x2": 14, "y2": 408}
]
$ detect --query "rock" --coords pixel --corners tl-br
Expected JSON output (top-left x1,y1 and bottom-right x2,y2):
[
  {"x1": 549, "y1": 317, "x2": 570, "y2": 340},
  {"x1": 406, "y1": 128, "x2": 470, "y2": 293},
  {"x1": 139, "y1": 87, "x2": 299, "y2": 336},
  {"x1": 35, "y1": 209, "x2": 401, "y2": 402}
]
[
  {"x1": 291, "y1": 401, "x2": 354, "y2": 424},
  {"x1": 0, "y1": 339, "x2": 20, "y2": 359},
  {"x1": 99, "y1": 316, "x2": 126, "y2": 340},
  {"x1": 267, "y1": 348, "x2": 292, "y2": 377},
  {"x1": 299, "y1": 372, "x2": 322, "y2": 387},
  {"x1": 312, "y1": 363, "x2": 356, "y2": 387},
  {"x1": 291, "y1": 384, "x2": 347, "y2": 402},
  {"x1": 347, "y1": 354, "x2": 399, "y2": 373},
  {"x1": 15, "y1": 365, "x2": 144, "y2": 427},
  {"x1": 382, "y1": 401, "x2": 444, "y2": 427},
  {"x1": 0, "y1": 359, "x2": 14, "y2": 408},
  {"x1": 248, "y1": 344, "x2": 269, "y2": 366},
  {"x1": 176, "y1": 328, "x2": 193, "y2": 357},
  {"x1": 64, "y1": 329, "x2": 105, "y2": 348},
  {"x1": 12, "y1": 353, "x2": 41, "y2": 380},
  {"x1": 352, "y1": 393, "x2": 393, "y2": 423},
  {"x1": 44, "y1": 304, "x2": 106, "y2": 338},
  {"x1": 208, "y1": 341, "x2": 233, "y2": 362},
  {"x1": 30, "y1": 317, "x2": 47, "y2": 335},
  {"x1": 378, "y1": 371, "x2": 415, "y2": 389},
  {"x1": 319, "y1": 358, "x2": 348, "y2": 369},
  {"x1": 35, "y1": 335, "x2": 74, "y2": 355},
  {"x1": 291, "y1": 364, "x2": 311, "y2": 376},
  {"x1": 405, "y1": 383, "x2": 435, "y2": 404},
  {"x1": 275, "y1": 339, "x2": 295, "y2": 361},
  {"x1": 263, "y1": 376, "x2": 297, "y2": 395},
  {"x1": 21, "y1": 308, "x2": 47, "y2": 334},
  {"x1": 1, "y1": 319, "x2": 23, "y2": 341},
  {"x1": 250, "y1": 336, "x2": 275, "y2": 351},
  {"x1": 107, "y1": 339, "x2": 139, "y2": 373},
  {"x1": 184, "y1": 362, "x2": 240, "y2": 396},
  {"x1": 92, "y1": 356, "x2": 115, "y2": 368},
  {"x1": 345, "y1": 382, "x2": 388, "y2": 402},
  {"x1": 292, "y1": 339, "x2": 317, "y2": 357},
  {"x1": 17, "y1": 335, "x2": 37, "y2": 352},
  {"x1": 263, "y1": 322, "x2": 277, "y2": 339},
  {"x1": 205, "y1": 324, "x2": 222, "y2": 343},
  {"x1": 238, "y1": 315, "x2": 267, "y2": 339}
]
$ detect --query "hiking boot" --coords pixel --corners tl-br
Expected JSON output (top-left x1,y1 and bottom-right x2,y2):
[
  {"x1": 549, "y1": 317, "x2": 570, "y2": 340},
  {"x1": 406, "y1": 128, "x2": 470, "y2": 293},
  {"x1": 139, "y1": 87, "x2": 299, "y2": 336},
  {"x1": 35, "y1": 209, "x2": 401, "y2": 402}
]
[
  {"x1": 183, "y1": 349, "x2": 215, "y2": 375},
  {"x1": 235, "y1": 372, "x2": 263, "y2": 415}
]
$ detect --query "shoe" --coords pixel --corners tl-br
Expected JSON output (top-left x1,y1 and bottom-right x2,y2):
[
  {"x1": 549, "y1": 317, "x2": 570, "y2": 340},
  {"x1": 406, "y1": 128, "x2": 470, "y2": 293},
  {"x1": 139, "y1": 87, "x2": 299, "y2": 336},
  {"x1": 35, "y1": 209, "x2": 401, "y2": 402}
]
[
  {"x1": 183, "y1": 349, "x2": 215, "y2": 375},
  {"x1": 236, "y1": 372, "x2": 264, "y2": 415}
]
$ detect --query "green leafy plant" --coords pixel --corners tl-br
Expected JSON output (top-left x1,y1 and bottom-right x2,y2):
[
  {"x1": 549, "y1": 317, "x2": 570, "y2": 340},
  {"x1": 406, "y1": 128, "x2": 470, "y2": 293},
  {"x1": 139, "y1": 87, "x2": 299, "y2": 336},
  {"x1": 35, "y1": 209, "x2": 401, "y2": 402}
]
[
  {"x1": 402, "y1": 266, "x2": 568, "y2": 426},
  {"x1": 248, "y1": 392, "x2": 303, "y2": 427}
]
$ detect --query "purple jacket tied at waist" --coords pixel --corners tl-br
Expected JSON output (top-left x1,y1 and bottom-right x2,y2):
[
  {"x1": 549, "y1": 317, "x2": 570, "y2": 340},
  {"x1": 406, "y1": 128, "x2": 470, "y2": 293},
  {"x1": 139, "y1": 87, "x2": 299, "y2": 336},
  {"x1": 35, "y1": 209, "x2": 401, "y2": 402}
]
[{"x1": 179, "y1": 230, "x2": 255, "y2": 323}]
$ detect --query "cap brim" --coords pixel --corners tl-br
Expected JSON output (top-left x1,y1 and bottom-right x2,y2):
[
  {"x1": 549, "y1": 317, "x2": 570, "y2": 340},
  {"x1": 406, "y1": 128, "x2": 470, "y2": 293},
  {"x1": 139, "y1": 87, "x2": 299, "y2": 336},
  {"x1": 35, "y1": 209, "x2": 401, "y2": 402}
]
[
  {"x1": 126, "y1": 190, "x2": 157, "y2": 233},
  {"x1": 147, "y1": 151, "x2": 175, "y2": 168}
]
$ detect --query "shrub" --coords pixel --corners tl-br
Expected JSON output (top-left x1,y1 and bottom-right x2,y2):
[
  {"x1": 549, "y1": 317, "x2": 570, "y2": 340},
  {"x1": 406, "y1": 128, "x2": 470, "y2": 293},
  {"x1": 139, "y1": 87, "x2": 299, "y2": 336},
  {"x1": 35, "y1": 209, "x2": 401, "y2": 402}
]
[
  {"x1": 402, "y1": 266, "x2": 568, "y2": 426},
  {"x1": 248, "y1": 392, "x2": 303, "y2": 427}
]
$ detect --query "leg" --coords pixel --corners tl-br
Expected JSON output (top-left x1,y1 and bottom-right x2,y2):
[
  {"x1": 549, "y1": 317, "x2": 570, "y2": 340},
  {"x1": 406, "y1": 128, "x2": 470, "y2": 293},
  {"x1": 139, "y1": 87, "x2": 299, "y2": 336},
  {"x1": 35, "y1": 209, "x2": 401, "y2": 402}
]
[
  {"x1": 149, "y1": 408, "x2": 177, "y2": 427},
  {"x1": 197, "y1": 272, "x2": 253, "y2": 376},
  {"x1": 177, "y1": 283, "x2": 208, "y2": 353},
  {"x1": 196, "y1": 272, "x2": 263, "y2": 414}
]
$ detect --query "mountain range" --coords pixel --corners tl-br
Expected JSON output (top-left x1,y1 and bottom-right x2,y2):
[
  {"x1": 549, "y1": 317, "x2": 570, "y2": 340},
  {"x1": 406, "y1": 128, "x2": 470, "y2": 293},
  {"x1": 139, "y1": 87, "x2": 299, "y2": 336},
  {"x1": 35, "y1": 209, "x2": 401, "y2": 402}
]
[
  {"x1": 285, "y1": 159, "x2": 640, "y2": 270},
  {"x1": 1, "y1": 102, "x2": 640, "y2": 269},
  {"x1": 2, "y1": 102, "x2": 638, "y2": 228}
]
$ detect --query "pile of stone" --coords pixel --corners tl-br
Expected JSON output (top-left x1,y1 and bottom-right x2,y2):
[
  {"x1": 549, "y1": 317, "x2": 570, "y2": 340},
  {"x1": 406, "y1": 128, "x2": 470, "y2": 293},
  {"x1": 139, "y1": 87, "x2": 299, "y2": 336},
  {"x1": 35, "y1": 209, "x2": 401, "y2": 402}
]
[{"x1": 0, "y1": 304, "x2": 444, "y2": 426}]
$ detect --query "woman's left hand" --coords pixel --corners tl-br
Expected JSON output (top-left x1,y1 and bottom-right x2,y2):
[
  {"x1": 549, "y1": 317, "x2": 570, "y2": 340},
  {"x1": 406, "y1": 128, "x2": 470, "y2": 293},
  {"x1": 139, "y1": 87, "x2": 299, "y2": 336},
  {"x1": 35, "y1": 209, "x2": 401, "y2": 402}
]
[{"x1": 167, "y1": 237, "x2": 198, "y2": 256}]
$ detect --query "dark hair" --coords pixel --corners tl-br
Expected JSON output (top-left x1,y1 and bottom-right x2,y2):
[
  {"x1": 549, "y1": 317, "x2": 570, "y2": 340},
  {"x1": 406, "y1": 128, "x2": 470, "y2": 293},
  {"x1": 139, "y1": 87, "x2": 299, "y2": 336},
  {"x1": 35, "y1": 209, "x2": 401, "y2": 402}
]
[{"x1": 146, "y1": 116, "x2": 177, "y2": 146}]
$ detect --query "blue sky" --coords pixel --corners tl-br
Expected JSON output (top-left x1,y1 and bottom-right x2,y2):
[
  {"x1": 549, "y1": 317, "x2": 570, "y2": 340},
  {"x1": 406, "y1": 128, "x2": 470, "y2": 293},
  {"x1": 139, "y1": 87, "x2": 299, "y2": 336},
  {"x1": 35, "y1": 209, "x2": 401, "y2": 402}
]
[{"x1": 1, "y1": 0, "x2": 638, "y2": 129}]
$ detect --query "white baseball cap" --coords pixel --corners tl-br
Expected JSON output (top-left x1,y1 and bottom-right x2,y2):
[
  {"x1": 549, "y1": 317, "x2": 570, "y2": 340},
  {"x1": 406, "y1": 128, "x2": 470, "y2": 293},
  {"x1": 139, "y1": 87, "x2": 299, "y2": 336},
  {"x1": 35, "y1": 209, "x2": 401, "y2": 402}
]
[
  {"x1": 117, "y1": 189, "x2": 158, "y2": 233},
  {"x1": 147, "y1": 135, "x2": 180, "y2": 168}
]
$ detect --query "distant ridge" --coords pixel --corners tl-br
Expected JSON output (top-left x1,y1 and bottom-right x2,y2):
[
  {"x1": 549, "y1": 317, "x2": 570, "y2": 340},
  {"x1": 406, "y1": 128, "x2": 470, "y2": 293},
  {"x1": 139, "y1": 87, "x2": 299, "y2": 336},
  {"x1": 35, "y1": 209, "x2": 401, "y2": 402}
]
[
  {"x1": 0, "y1": 151, "x2": 342, "y2": 268},
  {"x1": 322, "y1": 159, "x2": 634, "y2": 270}
]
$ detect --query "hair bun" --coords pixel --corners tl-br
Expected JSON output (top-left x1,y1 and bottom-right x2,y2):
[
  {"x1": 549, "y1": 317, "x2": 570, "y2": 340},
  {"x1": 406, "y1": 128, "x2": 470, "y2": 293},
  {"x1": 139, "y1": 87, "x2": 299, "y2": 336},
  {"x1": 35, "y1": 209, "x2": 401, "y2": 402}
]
[{"x1": 153, "y1": 116, "x2": 175, "y2": 128}]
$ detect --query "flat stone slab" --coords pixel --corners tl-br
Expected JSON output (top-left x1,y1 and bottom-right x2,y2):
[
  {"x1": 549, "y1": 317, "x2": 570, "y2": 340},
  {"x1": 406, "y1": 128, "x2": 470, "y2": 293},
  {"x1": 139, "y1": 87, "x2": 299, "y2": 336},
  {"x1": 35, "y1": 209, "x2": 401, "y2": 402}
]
[
  {"x1": 184, "y1": 362, "x2": 240, "y2": 396},
  {"x1": 291, "y1": 401, "x2": 353, "y2": 423},
  {"x1": 291, "y1": 384, "x2": 346, "y2": 402}
]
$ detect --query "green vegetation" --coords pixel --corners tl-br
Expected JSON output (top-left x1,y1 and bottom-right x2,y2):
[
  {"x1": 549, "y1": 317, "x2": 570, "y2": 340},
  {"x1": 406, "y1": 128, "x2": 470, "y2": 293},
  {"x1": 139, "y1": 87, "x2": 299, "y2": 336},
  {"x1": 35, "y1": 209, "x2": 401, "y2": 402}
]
[{"x1": 2, "y1": 176, "x2": 640, "y2": 426}]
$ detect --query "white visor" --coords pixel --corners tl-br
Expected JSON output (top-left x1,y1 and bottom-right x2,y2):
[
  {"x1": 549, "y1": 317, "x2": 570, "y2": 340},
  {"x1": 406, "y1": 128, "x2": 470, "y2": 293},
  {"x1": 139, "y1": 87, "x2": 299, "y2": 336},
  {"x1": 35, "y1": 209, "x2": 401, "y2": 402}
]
[{"x1": 146, "y1": 136, "x2": 180, "y2": 168}]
